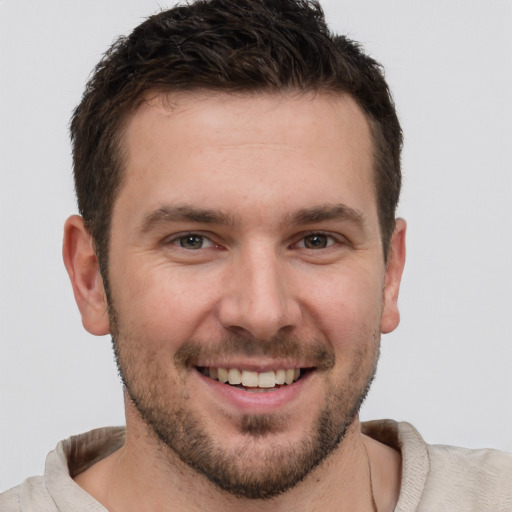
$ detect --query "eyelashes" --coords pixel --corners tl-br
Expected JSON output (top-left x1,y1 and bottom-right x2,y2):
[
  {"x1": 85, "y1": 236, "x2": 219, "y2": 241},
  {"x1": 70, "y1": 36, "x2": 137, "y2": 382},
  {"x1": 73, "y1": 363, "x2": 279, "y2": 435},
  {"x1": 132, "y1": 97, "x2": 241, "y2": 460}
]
[
  {"x1": 170, "y1": 233, "x2": 217, "y2": 250},
  {"x1": 294, "y1": 233, "x2": 337, "y2": 250}
]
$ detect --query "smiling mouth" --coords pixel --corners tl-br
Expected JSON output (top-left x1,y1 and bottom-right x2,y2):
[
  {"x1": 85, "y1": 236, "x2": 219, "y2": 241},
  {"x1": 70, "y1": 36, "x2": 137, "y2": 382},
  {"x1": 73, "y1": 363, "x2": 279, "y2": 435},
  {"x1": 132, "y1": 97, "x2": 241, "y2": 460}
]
[{"x1": 197, "y1": 367, "x2": 309, "y2": 392}]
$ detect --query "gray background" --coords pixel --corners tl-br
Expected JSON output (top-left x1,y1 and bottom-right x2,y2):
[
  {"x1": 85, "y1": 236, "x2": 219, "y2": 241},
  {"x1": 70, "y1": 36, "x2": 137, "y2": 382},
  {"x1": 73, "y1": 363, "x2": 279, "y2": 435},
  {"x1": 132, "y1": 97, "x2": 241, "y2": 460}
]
[{"x1": 1, "y1": 0, "x2": 511, "y2": 492}]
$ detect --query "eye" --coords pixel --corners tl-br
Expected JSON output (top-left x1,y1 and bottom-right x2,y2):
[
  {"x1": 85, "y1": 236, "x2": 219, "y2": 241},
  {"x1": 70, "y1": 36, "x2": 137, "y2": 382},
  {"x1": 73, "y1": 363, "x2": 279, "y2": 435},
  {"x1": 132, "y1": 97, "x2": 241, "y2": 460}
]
[
  {"x1": 171, "y1": 234, "x2": 215, "y2": 250},
  {"x1": 297, "y1": 233, "x2": 336, "y2": 249}
]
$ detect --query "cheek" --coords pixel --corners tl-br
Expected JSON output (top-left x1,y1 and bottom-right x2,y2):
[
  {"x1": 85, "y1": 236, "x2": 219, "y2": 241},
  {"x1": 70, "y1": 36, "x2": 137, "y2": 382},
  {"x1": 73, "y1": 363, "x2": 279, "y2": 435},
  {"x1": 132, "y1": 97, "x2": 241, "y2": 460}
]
[
  {"x1": 111, "y1": 259, "x2": 222, "y2": 343},
  {"x1": 302, "y1": 266, "x2": 384, "y2": 345}
]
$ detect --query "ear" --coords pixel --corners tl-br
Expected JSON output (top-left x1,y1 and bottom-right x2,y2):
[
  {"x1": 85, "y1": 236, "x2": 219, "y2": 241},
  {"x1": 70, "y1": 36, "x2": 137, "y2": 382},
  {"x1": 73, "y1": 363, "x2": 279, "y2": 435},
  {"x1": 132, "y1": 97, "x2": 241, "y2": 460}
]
[
  {"x1": 380, "y1": 218, "x2": 406, "y2": 334},
  {"x1": 62, "y1": 215, "x2": 110, "y2": 336}
]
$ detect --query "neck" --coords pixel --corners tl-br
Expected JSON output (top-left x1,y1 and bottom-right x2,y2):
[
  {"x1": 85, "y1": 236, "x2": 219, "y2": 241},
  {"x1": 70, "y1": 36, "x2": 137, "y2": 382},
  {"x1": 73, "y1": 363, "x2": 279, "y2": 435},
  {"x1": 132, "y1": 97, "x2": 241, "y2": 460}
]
[{"x1": 74, "y1": 410, "x2": 400, "y2": 512}]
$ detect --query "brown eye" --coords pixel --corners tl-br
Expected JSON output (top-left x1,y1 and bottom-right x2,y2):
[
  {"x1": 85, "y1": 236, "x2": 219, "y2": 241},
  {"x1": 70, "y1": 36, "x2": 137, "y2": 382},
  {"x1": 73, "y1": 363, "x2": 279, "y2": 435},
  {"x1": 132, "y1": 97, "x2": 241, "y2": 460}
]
[{"x1": 303, "y1": 234, "x2": 329, "y2": 249}]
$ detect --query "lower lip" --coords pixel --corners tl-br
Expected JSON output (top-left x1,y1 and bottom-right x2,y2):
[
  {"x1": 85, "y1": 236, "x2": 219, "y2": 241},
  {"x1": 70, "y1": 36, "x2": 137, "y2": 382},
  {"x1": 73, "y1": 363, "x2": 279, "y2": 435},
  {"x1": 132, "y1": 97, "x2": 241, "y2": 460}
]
[{"x1": 196, "y1": 370, "x2": 311, "y2": 414}]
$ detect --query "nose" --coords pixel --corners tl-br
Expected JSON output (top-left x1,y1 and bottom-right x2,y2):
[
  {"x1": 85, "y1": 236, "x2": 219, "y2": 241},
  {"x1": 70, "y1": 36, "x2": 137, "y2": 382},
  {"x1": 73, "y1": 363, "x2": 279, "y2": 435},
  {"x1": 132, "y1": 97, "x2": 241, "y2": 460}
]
[{"x1": 217, "y1": 247, "x2": 301, "y2": 340}]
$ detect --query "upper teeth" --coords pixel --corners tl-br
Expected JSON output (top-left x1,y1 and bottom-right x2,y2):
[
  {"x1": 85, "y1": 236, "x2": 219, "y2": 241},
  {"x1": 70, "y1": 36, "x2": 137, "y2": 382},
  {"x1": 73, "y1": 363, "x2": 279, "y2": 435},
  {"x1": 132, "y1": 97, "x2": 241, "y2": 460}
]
[{"x1": 207, "y1": 368, "x2": 301, "y2": 388}]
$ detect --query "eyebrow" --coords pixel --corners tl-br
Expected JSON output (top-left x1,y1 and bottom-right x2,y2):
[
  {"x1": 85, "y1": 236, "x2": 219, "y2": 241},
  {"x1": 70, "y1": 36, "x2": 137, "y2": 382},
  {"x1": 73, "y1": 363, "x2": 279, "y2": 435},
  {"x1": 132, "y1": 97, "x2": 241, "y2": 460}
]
[
  {"x1": 289, "y1": 204, "x2": 366, "y2": 227},
  {"x1": 139, "y1": 205, "x2": 236, "y2": 233}
]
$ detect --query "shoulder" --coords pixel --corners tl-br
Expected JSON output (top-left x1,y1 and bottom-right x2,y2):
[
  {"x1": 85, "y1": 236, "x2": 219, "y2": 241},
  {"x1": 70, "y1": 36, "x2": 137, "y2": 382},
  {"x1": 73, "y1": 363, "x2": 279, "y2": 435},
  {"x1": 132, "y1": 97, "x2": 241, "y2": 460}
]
[
  {"x1": 0, "y1": 427, "x2": 124, "y2": 511},
  {"x1": 362, "y1": 420, "x2": 512, "y2": 512},
  {"x1": 0, "y1": 486, "x2": 21, "y2": 512},
  {"x1": 423, "y1": 442, "x2": 512, "y2": 511},
  {"x1": 0, "y1": 476, "x2": 56, "y2": 512}
]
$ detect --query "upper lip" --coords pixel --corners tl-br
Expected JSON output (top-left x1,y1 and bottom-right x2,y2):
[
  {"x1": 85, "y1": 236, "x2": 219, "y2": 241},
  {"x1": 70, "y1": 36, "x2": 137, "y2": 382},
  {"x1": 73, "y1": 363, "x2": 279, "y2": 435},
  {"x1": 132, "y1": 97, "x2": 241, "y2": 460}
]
[{"x1": 194, "y1": 361, "x2": 315, "y2": 372}]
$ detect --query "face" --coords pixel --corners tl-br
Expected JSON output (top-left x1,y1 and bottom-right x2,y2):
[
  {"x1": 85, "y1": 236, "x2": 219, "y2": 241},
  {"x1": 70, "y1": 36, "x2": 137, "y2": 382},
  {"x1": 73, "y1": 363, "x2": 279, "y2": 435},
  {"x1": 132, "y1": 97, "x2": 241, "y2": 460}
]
[{"x1": 100, "y1": 92, "x2": 404, "y2": 498}]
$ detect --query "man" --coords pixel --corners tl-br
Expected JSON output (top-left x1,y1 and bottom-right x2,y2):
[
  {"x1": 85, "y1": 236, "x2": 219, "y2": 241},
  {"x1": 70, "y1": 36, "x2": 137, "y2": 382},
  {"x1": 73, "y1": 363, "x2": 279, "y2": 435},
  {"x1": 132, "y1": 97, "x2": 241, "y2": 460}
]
[{"x1": 1, "y1": 0, "x2": 511, "y2": 510}]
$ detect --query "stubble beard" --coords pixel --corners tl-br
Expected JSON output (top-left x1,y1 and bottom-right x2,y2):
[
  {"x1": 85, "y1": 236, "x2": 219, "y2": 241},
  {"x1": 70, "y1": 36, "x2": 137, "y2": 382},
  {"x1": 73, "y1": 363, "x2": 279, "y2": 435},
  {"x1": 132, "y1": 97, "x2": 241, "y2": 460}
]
[{"x1": 110, "y1": 307, "x2": 380, "y2": 500}]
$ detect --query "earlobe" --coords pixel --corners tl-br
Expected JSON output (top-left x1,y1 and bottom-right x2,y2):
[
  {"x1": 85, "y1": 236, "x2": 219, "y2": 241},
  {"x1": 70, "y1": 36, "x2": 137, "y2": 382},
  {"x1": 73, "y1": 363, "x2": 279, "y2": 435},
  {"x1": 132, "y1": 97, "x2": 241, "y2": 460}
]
[
  {"x1": 380, "y1": 218, "x2": 406, "y2": 334},
  {"x1": 62, "y1": 215, "x2": 110, "y2": 336}
]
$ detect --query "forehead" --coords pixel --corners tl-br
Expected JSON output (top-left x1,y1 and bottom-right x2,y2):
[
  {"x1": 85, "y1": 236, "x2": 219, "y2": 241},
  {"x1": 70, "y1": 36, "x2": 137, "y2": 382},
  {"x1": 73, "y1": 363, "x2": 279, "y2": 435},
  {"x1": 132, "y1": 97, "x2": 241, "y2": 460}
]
[{"x1": 117, "y1": 91, "x2": 377, "y2": 227}]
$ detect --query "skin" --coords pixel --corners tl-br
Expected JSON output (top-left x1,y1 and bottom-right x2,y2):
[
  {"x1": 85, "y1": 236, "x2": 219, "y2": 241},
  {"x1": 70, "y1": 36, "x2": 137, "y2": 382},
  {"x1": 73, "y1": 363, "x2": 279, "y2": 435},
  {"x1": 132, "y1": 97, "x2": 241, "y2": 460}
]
[{"x1": 63, "y1": 92, "x2": 405, "y2": 512}]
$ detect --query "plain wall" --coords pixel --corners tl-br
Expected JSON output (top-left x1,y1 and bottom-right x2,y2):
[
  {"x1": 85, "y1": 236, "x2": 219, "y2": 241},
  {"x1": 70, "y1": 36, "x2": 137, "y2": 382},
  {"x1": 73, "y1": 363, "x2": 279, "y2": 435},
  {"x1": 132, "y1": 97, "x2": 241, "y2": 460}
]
[{"x1": 1, "y1": 0, "x2": 511, "y2": 492}]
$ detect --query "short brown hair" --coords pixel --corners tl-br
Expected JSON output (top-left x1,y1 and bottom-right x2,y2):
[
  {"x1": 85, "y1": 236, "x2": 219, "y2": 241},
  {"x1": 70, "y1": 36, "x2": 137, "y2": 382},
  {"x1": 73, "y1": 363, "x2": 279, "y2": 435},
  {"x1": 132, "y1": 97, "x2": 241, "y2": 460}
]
[{"x1": 71, "y1": 0, "x2": 402, "y2": 275}]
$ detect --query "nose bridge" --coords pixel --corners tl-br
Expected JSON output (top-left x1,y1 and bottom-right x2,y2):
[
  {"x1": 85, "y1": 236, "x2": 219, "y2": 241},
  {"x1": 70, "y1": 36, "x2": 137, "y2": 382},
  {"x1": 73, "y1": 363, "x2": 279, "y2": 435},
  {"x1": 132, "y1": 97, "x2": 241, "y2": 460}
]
[{"x1": 218, "y1": 241, "x2": 299, "y2": 339}]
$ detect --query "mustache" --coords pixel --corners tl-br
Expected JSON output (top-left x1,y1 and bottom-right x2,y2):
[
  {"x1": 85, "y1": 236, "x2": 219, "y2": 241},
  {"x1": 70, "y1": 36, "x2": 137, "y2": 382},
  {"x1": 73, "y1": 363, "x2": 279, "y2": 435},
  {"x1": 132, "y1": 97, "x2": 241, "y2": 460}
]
[{"x1": 174, "y1": 333, "x2": 335, "y2": 371}]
